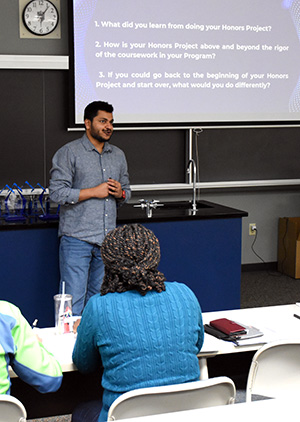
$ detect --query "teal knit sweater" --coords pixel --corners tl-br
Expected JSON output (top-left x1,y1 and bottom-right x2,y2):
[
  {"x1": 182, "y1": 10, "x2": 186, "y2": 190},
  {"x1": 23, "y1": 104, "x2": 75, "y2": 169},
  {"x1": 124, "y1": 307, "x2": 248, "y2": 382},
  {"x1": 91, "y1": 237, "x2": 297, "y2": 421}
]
[{"x1": 72, "y1": 282, "x2": 204, "y2": 421}]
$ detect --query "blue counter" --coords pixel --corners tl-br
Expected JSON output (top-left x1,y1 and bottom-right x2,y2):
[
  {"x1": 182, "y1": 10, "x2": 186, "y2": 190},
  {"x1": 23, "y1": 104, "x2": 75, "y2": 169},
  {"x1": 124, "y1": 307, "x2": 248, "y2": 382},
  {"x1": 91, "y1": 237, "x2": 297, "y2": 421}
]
[
  {"x1": 0, "y1": 200, "x2": 247, "y2": 326},
  {"x1": 0, "y1": 225, "x2": 60, "y2": 327},
  {"x1": 118, "y1": 200, "x2": 247, "y2": 313}
]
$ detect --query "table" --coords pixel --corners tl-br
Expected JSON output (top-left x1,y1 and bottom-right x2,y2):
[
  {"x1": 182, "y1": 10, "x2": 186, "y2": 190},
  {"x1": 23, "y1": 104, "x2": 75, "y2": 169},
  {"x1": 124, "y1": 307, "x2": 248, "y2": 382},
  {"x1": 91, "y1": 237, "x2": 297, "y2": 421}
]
[
  {"x1": 38, "y1": 328, "x2": 77, "y2": 373},
  {"x1": 11, "y1": 303, "x2": 300, "y2": 418},
  {"x1": 110, "y1": 398, "x2": 297, "y2": 422},
  {"x1": 199, "y1": 303, "x2": 300, "y2": 378},
  {"x1": 11, "y1": 303, "x2": 300, "y2": 378}
]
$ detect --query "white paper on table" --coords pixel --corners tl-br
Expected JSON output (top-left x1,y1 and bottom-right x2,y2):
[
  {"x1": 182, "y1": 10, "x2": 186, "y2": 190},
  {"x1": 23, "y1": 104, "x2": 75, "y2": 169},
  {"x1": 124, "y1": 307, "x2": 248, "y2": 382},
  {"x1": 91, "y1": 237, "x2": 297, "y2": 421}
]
[{"x1": 38, "y1": 328, "x2": 76, "y2": 365}]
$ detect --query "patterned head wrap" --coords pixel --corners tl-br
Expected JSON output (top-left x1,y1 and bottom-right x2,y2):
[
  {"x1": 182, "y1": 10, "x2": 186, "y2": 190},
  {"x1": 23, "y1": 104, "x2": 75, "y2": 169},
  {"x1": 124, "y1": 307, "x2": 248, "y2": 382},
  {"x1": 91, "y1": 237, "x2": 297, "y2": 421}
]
[{"x1": 100, "y1": 224, "x2": 166, "y2": 295}]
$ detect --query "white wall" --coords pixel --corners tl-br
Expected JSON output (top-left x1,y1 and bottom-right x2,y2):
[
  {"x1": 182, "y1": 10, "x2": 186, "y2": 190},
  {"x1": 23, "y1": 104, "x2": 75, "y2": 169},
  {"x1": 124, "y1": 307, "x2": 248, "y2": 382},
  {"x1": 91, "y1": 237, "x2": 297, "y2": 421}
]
[{"x1": 201, "y1": 189, "x2": 300, "y2": 264}]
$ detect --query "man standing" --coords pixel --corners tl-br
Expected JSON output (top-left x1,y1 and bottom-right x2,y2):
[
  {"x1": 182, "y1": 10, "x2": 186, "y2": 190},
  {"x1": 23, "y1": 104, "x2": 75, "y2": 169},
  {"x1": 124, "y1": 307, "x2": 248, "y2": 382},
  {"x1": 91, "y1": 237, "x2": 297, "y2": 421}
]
[{"x1": 49, "y1": 101, "x2": 131, "y2": 315}]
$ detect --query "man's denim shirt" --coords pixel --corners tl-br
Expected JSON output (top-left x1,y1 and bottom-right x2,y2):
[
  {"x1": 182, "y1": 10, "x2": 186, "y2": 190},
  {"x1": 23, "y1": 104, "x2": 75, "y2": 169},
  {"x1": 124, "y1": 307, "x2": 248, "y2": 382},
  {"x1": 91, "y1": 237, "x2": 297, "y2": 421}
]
[{"x1": 49, "y1": 134, "x2": 131, "y2": 246}]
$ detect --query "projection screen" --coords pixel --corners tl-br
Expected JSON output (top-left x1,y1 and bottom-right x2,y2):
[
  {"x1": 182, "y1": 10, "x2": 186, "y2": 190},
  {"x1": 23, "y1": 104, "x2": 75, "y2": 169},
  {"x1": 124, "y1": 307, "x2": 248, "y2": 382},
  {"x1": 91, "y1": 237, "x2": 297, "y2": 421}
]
[{"x1": 71, "y1": 0, "x2": 300, "y2": 127}]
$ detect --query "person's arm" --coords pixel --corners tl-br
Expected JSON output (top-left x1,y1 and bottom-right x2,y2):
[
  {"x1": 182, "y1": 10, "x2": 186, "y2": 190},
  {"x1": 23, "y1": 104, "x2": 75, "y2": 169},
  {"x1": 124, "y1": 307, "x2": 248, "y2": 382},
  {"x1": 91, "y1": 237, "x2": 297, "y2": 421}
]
[
  {"x1": 8, "y1": 304, "x2": 63, "y2": 393},
  {"x1": 78, "y1": 183, "x2": 110, "y2": 201},
  {"x1": 49, "y1": 146, "x2": 81, "y2": 205},
  {"x1": 196, "y1": 304, "x2": 205, "y2": 352},
  {"x1": 49, "y1": 146, "x2": 112, "y2": 205},
  {"x1": 181, "y1": 283, "x2": 204, "y2": 352},
  {"x1": 72, "y1": 298, "x2": 102, "y2": 373}
]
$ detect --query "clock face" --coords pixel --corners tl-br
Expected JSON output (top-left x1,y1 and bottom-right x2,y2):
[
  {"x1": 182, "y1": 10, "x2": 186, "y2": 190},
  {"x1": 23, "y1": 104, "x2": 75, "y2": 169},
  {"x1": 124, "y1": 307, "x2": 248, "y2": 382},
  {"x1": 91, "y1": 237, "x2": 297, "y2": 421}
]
[{"x1": 23, "y1": 0, "x2": 59, "y2": 36}]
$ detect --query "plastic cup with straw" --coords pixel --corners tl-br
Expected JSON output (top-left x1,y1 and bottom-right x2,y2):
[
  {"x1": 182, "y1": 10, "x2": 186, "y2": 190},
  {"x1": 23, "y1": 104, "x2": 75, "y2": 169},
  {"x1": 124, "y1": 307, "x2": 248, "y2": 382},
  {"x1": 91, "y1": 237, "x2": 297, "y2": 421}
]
[{"x1": 54, "y1": 281, "x2": 72, "y2": 334}]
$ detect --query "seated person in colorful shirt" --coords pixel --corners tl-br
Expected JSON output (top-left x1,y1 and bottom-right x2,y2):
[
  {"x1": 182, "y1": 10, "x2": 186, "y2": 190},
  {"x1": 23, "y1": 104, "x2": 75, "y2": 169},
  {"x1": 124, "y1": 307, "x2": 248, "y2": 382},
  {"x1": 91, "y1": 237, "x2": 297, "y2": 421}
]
[{"x1": 0, "y1": 300, "x2": 63, "y2": 395}]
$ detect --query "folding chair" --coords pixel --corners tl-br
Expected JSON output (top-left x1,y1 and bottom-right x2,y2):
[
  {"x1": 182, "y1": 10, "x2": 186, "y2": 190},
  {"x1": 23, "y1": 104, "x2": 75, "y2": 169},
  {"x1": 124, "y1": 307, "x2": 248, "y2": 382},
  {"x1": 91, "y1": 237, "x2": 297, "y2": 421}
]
[
  {"x1": 0, "y1": 395, "x2": 27, "y2": 422},
  {"x1": 107, "y1": 376, "x2": 236, "y2": 420},
  {"x1": 246, "y1": 340, "x2": 300, "y2": 401}
]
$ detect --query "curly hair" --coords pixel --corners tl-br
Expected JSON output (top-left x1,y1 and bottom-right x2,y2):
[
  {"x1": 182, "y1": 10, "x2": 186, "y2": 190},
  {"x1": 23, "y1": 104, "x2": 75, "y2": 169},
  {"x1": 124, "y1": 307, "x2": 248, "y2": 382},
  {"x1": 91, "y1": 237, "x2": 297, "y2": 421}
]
[{"x1": 100, "y1": 224, "x2": 166, "y2": 296}]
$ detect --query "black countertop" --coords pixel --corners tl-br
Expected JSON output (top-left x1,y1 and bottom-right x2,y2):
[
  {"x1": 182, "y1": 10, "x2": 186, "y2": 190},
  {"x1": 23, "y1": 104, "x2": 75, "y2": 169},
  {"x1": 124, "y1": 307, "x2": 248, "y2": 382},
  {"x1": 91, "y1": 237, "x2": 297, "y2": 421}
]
[
  {"x1": 117, "y1": 200, "x2": 248, "y2": 223},
  {"x1": 0, "y1": 215, "x2": 59, "y2": 231},
  {"x1": 0, "y1": 200, "x2": 248, "y2": 231}
]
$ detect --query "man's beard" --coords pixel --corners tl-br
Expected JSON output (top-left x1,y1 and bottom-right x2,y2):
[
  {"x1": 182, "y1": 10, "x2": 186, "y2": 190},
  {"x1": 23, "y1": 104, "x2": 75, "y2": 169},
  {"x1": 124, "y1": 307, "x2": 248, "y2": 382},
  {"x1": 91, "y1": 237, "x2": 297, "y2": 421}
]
[{"x1": 90, "y1": 128, "x2": 112, "y2": 143}]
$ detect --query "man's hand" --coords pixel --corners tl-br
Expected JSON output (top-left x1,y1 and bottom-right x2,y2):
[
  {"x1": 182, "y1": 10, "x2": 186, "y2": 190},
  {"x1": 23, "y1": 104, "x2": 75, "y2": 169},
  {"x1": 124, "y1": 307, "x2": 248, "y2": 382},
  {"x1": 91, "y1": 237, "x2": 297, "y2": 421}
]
[
  {"x1": 78, "y1": 179, "x2": 123, "y2": 202},
  {"x1": 79, "y1": 183, "x2": 110, "y2": 201},
  {"x1": 107, "y1": 178, "x2": 123, "y2": 199}
]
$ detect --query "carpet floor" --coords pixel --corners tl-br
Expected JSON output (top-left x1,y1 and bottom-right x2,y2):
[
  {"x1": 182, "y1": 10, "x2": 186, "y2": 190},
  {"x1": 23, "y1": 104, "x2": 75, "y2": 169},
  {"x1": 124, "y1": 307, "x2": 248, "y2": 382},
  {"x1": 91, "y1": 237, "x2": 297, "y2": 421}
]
[{"x1": 28, "y1": 416, "x2": 71, "y2": 422}]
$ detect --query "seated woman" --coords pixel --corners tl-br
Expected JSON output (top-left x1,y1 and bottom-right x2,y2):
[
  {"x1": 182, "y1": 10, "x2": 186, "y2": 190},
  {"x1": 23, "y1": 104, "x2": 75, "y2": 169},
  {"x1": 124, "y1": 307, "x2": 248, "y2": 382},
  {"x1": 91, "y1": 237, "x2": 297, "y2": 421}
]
[{"x1": 72, "y1": 223, "x2": 204, "y2": 422}]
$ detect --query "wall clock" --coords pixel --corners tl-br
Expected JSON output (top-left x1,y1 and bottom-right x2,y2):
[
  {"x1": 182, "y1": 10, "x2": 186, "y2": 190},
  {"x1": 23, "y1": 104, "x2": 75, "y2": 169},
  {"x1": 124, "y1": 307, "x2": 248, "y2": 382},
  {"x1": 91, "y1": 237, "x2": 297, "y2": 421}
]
[{"x1": 22, "y1": 0, "x2": 59, "y2": 36}]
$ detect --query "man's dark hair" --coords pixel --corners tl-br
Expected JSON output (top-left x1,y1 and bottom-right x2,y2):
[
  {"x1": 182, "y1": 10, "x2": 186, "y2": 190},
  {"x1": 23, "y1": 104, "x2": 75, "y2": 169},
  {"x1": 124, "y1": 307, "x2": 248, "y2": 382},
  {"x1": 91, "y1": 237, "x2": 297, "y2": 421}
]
[{"x1": 84, "y1": 101, "x2": 114, "y2": 121}]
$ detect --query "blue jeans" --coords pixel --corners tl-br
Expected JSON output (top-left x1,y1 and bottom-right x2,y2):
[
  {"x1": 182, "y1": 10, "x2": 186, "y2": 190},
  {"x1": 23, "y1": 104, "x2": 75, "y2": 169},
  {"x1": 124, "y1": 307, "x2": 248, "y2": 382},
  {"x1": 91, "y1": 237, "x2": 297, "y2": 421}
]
[
  {"x1": 59, "y1": 235, "x2": 104, "y2": 315},
  {"x1": 72, "y1": 400, "x2": 102, "y2": 422},
  {"x1": 71, "y1": 391, "x2": 120, "y2": 422}
]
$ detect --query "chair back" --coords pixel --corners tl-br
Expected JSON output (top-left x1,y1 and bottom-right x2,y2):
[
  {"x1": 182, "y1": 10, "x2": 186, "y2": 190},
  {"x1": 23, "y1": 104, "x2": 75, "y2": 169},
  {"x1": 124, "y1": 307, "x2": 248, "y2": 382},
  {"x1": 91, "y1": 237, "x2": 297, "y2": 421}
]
[
  {"x1": 0, "y1": 395, "x2": 27, "y2": 422},
  {"x1": 246, "y1": 340, "x2": 300, "y2": 402},
  {"x1": 107, "y1": 376, "x2": 235, "y2": 421}
]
